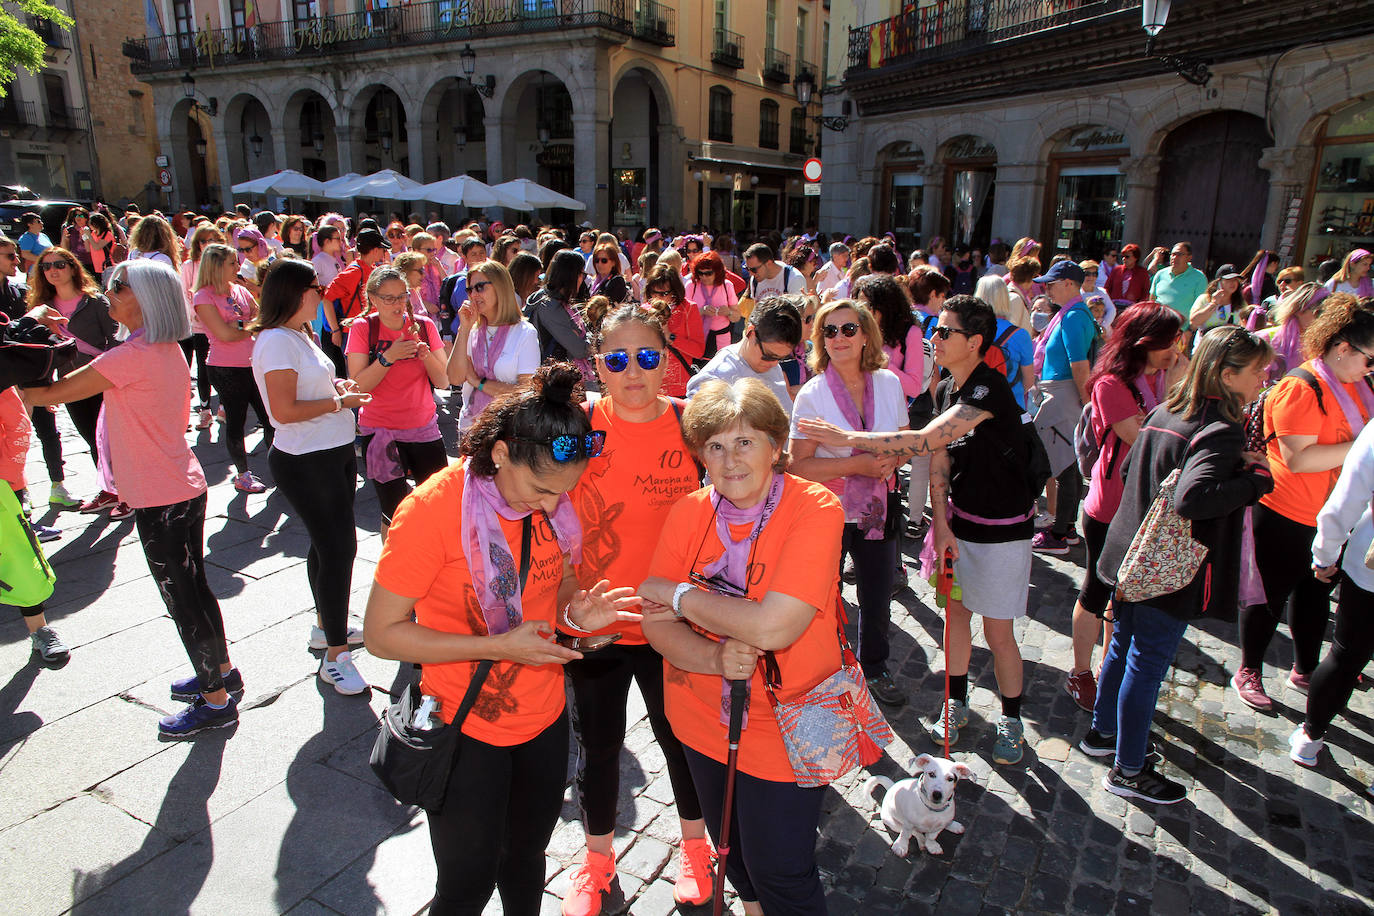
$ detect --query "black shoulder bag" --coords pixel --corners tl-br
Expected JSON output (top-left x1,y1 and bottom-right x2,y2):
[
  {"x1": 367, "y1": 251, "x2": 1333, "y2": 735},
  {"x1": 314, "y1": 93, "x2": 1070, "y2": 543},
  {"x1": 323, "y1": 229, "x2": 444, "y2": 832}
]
[{"x1": 369, "y1": 515, "x2": 533, "y2": 812}]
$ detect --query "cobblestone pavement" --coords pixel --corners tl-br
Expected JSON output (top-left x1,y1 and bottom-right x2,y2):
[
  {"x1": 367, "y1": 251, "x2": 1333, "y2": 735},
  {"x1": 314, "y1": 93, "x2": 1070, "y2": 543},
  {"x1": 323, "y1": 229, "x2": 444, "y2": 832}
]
[{"x1": 3, "y1": 395, "x2": 1371, "y2": 915}]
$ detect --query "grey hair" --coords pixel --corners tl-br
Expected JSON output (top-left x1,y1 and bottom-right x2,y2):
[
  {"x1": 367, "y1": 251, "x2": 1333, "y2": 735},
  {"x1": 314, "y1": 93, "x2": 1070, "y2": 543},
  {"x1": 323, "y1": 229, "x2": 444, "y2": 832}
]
[
  {"x1": 108, "y1": 259, "x2": 190, "y2": 343},
  {"x1": 974, "y1": 274, "x2": 1013, "y2": 321},
  {"x1": 829, "y1": 241, "x2": 850, "y2": 256}
]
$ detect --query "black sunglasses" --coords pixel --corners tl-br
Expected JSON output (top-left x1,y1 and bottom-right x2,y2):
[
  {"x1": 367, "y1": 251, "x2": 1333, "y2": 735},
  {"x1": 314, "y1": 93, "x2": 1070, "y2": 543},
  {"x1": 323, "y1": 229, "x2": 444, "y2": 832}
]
[
  {"x1": 469, "y1": 279, "x2": 491, "y2": 293},
  {"x1": 107, "y1": 277, "x2": 128, "y2": 295},
  {"x1": 597, "y1": 348, "x2": 662, "y2": 372},
  {"x1": 40, "y1": 259, "x2": 73, "y2": 270},
  {"x1": 514, "y1": 431, "x2": 607, "y2": 463},
  {"x1": 237, "y1": 245, "x2": 257, "y2": 254},
  {"x1": 932, "y1": 325, "x2": 974, "y2": 340},
  {"x1": 822, "y1": 322, "x2": 860, "y2": 339}
]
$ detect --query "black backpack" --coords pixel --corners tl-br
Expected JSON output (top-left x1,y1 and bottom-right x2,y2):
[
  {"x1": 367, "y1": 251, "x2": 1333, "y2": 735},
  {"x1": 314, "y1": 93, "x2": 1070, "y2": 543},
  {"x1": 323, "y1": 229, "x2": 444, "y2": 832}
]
[{"x1": 1243, "y1": 367, "x2": 1322, "y2": 453}]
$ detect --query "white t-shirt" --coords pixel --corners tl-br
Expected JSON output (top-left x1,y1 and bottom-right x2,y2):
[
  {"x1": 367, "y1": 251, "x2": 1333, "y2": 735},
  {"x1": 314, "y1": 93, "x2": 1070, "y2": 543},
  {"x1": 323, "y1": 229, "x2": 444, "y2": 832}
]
[
  {"x1": 790, "y1": 368, "x2": 907, "y2": 522},
  {"x1": 458, "y1": 320, "x2": 541, "y2": 430},
  {"x1": 814, "y1": 260, "x2": 846, "y2": 294},
  {"x1": 251, "y1": 327, "x2": 356, "y2": 455},
  {"x1": 312, "y1": 251, "x2": 342, "y2": 288},
  {"x1": 685, "y1": 342, "x2": 794, "y2": 414},
  {"x1": 750, "y1": 262, "x2": 802, "y2": 299}
]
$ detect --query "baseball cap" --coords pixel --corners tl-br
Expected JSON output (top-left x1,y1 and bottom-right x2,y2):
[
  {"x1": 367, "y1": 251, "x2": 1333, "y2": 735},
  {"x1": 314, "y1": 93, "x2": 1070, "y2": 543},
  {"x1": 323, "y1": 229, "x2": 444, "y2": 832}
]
[
  {"x1": 356, "y1": 228, "x2": 390, "y2": 253},
  {"x1": 1033, "y1": 260, "x2": 1086, "y2": 285},
  {"x1": 1213, "y1": 264, "x2": 1242, "y2": 281}
]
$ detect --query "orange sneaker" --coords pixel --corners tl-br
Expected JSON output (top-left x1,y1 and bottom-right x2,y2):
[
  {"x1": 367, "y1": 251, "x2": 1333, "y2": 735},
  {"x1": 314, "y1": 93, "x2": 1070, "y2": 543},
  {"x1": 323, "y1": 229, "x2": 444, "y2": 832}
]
[
  {"x1": 674, "y1": 836, "x2": 716, "y2": 906},
  {"x1": 562, "y1": 850, "x2": 615, "y2": 916}
]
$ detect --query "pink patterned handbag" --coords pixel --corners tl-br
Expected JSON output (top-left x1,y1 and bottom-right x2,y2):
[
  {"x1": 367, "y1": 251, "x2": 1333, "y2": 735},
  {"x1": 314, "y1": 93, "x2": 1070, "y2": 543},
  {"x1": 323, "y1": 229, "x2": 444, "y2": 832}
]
[
  {"x1": 761, "y1": 600, "x2": 895, "y2": 788},
  {"x1": 1115, "y1": 467, "x2": 1209, "y2": 603}
]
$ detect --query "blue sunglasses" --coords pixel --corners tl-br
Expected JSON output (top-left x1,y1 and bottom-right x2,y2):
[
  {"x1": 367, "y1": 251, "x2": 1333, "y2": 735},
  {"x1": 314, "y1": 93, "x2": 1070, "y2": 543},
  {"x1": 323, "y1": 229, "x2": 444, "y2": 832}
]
[
  {"x1": 516, "y1": 430, "x2": 607, "y2": 463},
  {"x1": 597, "y1": 348, "x2": 663, "y2": 373}
]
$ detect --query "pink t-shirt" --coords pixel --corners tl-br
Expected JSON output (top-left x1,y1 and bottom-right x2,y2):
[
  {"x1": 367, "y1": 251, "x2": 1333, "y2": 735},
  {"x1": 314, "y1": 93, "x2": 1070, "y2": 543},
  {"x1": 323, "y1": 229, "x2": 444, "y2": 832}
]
[
  {"x1": 90, "y1": 335, "x2": 206, "y2": 509},
  {"x1": 346, "y1": 313, "x2": 443, "y2": 430},
  {"x1": 881, "y1": 325, "x2": 928, "y2": 400},
  {"x1": 194, "y1": 285, "x2": 257, "y2": 367},
  {"x1": 1083, "y1": 372, "x2": 1163, "y2": 522}
]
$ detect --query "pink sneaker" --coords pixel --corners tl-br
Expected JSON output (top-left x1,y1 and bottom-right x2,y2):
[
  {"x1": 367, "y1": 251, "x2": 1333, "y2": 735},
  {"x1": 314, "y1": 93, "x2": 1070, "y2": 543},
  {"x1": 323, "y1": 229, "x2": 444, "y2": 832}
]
[
  {"x1": 1287, "y1": 668, "x2": 1311, "y2": 693},
  {"x1": 1065, "y1": 669, "x2": 1097, "y2": 713},
  {"x1": 1231, "y1": 667, "x2": 1272, "y2": 711}
]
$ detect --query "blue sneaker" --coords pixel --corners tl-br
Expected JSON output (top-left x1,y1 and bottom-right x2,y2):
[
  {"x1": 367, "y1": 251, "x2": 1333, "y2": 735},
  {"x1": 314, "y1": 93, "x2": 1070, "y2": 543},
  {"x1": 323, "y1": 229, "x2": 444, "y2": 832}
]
[
  {"x1": 158, "y1": 695, "x2": 238, "y2": 739},
  {"x1": 169, "y1": 667, "x2": 244, "y2": 703}
]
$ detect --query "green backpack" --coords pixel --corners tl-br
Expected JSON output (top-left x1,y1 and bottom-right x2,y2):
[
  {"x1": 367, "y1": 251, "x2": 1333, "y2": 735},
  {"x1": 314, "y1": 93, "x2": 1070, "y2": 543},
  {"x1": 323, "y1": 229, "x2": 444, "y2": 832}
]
[{"x1": 0, "y1": 486, "x2": 56, "y2": 607}]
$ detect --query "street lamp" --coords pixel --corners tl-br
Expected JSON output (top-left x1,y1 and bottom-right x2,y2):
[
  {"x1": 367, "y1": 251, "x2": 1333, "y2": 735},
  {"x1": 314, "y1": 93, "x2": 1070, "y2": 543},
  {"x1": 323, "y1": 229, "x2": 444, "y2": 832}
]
[
  {"x1": 180, "y1": 72, "x2": 218, "y2": 117},
  {"x1": 194, "y1": 137, "x2": 207, "y2": 158},
  {"x1": 250, "y1": 132, "x2": 264, "y2": 157},
  {"x1": 458, "y1": 44, "x2": 496, "y2": 99},
  {"x1": 454, "y1": 125, "x2": 467, "y2": 149},
  {"x1": 793, "y1": 69, "x2": 847, "y2": 132},
  {"x1": 312, "y1": 130, "x2": 324, "y2": 157},
  {"x1": 1140, "y1": 0, "x2": 1210, "y2": 85}
]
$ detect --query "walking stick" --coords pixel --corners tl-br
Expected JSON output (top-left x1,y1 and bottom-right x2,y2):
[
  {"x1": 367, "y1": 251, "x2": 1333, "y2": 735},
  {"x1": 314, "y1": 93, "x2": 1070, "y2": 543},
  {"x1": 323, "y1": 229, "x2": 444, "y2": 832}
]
[{"x1": 713, "y1": 677, "x2": 748, "y2": 916}]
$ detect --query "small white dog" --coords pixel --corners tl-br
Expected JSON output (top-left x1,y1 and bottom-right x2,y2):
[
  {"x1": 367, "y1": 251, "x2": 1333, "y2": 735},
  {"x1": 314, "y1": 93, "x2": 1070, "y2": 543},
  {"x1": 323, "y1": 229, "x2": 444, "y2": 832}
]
[{"x1": 865, "y1": 754, "x2": 974, "y2": 856}]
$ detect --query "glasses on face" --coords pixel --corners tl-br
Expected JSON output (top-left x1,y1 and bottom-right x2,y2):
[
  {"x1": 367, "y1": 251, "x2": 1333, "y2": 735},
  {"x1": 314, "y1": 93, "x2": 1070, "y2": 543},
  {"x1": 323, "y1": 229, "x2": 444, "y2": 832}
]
[
  {"x1": 646, "y1": 286, "x2": 669, "y2": 297},
  {"x1": 0, "y1": 251, "x2": 16, "y2": 260},
  {"x1": 822, "y1": 322, "x2": 860, "y2": 339},
  {"x1": 514, "y1": 431, "x2": 607, "y2": 463},
  {"x1": 754, "y1": 339, "x2": 791, "y2": 362},
  {"x1": 1348, "y1": 341, "x2": 1374, "y2": 369},
  {"x1": 469, "y1": 279, "x2": 491, "y2": 294},
  {"x1": 40, "y1": 259, "x2": 72, "y2": 271},
  {"x1": 238, "y1": 245, "x2": 256, "y2": 254},
  {"x1": 107, "y1": 277, "x2": 128, "y2": 295},
  {"x1": 685, "y1": 247, "x2": 700, "y2": 255},
  {"x1": 374, "y1": 293, "x2": 408, "y2": 305},
  {"x1": 597, "y1": 348, "x2": 663, "y2": 372},
  {"x1": 387, "y1": 231, "x2": 406, "y2": 239},
  {"x1": 932, "y1": 325, "x2": 974, "y2": 340},
  {"x1": 803, "y1": 313, "x2": 815, "y2": 324},
  {"x1": 594, "y1": 257, "x2": 613, "y2": 265},
  {"x1": 420, "y1": 248, "x2": 437, "y2": 256}
]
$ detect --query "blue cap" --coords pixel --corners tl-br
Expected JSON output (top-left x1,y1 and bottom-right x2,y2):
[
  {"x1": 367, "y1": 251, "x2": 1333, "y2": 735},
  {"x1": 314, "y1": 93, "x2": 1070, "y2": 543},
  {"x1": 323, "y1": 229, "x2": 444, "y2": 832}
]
[{"x1": 1033, "y1": 260, "x2": 1086, "y2": 285}]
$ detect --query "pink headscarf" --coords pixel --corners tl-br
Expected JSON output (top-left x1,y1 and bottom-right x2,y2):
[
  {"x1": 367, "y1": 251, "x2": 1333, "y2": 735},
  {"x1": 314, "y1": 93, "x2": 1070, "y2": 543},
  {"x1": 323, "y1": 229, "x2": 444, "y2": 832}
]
[{"x1": 234, "y1": 227, "x2": 269, "y2": 264}]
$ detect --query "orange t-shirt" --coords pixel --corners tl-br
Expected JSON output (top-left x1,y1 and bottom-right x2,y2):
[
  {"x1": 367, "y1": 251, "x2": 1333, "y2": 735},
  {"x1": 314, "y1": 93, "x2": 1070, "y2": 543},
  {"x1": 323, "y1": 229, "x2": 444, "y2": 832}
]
[
  {"x1": 1262, "y1": 361, "x2": 1372, "y2": 527},
  {"x1": 572, "y1": 397, "x2": 702, "y2": 644},
  {"x1": 649, "y1": 475, "x2": 845, "y2": 782},
  {"x1": 374, "y1": 462, "x2": 569, "y2": 746}
]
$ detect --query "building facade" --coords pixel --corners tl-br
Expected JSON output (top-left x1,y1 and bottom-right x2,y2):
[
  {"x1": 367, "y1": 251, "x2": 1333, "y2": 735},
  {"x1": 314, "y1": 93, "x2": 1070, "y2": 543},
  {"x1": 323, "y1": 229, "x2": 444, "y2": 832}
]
[
  {"x1": 821, "y1": 0, "x2": 1374, "y2": 273},
  {"x1": 121, "y1": 0, "x2": 830, "y2": 234},
  {"x1": 0, "y1": 0, "x2": 97, "y2": 200}
]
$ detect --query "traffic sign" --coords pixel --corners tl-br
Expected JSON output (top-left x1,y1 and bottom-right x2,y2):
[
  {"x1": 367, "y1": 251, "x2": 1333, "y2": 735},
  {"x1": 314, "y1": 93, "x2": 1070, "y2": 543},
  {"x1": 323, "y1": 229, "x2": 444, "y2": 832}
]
[
  {"x1": 803, "y1": 183, "x2": 821, "y2": 196},
  {"x1": 157, "y1": 167, "x2": 172, "y2": 186},
  {"x1": 803, "y1": 158, "x2": 822, "y2": 182}
]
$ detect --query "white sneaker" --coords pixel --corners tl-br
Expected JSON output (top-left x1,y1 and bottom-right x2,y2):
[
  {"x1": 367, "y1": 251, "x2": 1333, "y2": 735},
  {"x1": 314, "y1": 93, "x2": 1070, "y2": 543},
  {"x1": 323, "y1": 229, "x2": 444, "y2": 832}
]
[
  {"x1": 319, "y1": 651, "x2": 369, "y2": 695},
  {"x1": 309, "y1": 624, "x2": 364, "y2": 651},
  {"x1": 1288, "y1": 724, "x2": 1323, "y2": 767}
]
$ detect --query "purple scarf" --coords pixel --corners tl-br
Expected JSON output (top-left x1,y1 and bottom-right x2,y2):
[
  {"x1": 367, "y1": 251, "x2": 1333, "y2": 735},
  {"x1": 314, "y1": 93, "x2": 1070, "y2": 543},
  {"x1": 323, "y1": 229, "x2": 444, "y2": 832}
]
[
  {"x1": 461, "y1": 465, "x2": 582, "y2": 636},
  {"x1": 701, "y1": 472, "x2": 785, "y2": 728},
  {"x1": 1032, "y1": 299, "x2": 1084, "y2": 377},
  {"x1": 1265, "y1": 287, "x2": 1328, "y2": 380},
  {"x1": 1311, "y1": 356, "x2": 1374, "y2": 435},
  {"x1": 469, "y1": 322, "x2": 512, "y2": 417},
  {"x1": 358, "y1": 418, "x2": 441, "y2": 483},
  {"x1": 1247, "y1": 254, "x2": 1269, "y2": 305},
  {"x1": 824, "y1": 368, "x2": 887, "y2": 539}
]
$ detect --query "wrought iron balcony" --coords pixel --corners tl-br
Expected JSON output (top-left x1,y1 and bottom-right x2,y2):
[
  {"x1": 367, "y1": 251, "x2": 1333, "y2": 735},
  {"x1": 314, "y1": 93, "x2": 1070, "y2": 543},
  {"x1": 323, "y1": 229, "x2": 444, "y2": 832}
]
[
  {"x1": 633, "y1": 1, "x2": 675, "y2": 46},
  {"x1": 47, "y1": 106, "x2": 88, "y2": 132},
  {"x1": 763, "y1": 46, "x2": 791, "y2": 83},
  {"x1": 124, "y1": 0, "x2": 648, "y2": 74},
  {"x1": 712, "y1": 27, "x2": 744, "y2": 68},
  {"x1": 794, "y1": 58, "x2": 817, "y2": 86},
  {"x1": 0, "y1": 100, "x2": 39, "y2": 128}
]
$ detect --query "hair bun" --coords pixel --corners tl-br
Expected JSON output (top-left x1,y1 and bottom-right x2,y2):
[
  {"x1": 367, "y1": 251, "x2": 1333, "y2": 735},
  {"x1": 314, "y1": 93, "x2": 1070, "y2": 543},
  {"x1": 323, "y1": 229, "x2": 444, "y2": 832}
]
[{"x1": 533, "y1": 362, "x2": 583, "y2": 406}]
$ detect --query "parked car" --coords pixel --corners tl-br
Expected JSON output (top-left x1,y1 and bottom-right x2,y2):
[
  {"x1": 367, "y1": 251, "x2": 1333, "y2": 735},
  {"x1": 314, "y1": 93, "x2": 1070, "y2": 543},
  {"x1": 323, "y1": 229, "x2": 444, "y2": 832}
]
[{"x1": 0, "y1": 199, "x2": 87, "y2": 244}]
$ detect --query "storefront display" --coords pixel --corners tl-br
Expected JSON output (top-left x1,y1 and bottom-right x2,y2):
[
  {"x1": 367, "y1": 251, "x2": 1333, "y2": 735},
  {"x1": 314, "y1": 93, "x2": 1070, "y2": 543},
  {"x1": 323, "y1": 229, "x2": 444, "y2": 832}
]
[
  {"x1": 1302, "y1": 99, "x2": 1374, "y2": 267},
  {"x1": 878, "y1": 141, "x2": 926, "y2": 252},
  {"x1": 1044, "y1": 126, "x2": 1128, "y2": 260},
  {"x1": 942, "y1": 135, "x2": 996, "y2": 251}
]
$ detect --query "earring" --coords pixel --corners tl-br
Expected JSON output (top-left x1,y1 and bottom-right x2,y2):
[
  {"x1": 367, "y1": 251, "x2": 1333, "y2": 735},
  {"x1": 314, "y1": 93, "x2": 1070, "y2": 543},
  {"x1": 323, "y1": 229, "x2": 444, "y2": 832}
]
[{"x1": 494, "y1": 463, "x2": 501, "y2": 470}]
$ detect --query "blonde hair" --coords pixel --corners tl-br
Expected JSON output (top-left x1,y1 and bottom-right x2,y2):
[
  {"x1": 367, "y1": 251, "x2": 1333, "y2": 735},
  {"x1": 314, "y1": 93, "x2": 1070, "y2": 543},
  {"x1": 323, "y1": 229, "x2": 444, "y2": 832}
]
[
  {"x1": 657, "y1": 248, "x2": 683, "y2": 276},
  {"x1": 808, "y1": 299, "x2": 888, "y2": 375},
  {"x1": 1165, "y1": 326, "x2": 1273, "y2": 424},
  {"x1": 681, "y1": 378, "x2": 791, "y2": 472},
  {"x1": 468, "y1": 259, "x2": 522, "y2": 326},
  {"x1": 194, "y1": 243, "x2": 236, "y2": 291},
  {"x1": 1268, "y1": 282, "x2": 1321, "y2": 328},
  {"x1": 391, "y1": 251, "x2": 427, "y2": 284}
]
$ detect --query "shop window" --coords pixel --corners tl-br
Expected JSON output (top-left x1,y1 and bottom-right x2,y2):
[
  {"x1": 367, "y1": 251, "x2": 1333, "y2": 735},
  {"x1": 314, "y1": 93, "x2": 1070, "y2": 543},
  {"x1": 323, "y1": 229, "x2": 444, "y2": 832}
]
[
  {"x1": 1304, "y1": 98, "x2": 1374, "y2": 266},
  {"x1": 759, "y1": 100, "x2": 779, "y2": 150},
  {"x1": 887, "y1": 172, "x2": 924, "y2": 252},
  {"x1": 709, "y1": 87, "x2": 733, "y2": 143},
  {"x1": 1043, "y1": 126, "x2": 1128, "y2": 260}
]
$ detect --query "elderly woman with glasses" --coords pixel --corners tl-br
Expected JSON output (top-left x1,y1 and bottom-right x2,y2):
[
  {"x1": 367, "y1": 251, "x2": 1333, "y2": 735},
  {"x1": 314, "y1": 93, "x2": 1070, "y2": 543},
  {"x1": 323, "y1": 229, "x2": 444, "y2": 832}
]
[
  {"x1": 26, "y1": 260, "x2": 242, "y2": 738},
  {"x1": 588, "y1": 242, "x2": 631, "y2": 304},
  {"x1": 346, "y1": 266, "x2": 450, "y2": 537},
  {"x1": 24, "y1": 245, "x2": 123, "y2": 514}
]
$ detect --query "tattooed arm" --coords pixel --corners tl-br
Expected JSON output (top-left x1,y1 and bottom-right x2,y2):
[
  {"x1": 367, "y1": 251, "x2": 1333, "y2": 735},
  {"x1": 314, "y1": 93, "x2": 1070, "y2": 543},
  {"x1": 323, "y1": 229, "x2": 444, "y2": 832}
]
[
  {"x1": 797, "y1": 402, "x2": 991, "y2": 459},
  {"x1": 929, "y1": 446, "x2": 959, "y2": 561}
]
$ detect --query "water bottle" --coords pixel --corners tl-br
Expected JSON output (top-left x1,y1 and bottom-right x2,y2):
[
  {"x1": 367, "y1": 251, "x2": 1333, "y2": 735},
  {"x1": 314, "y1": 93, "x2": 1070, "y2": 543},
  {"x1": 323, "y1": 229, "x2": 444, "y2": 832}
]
[{"x1": 411, "y1": 694, "x2": 442, "y2": 730}]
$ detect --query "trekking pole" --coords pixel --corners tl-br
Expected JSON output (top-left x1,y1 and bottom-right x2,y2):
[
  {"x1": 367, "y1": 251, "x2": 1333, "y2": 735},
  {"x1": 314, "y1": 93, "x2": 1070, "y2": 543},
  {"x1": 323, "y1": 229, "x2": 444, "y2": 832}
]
[{"x1": 713, "y1": 678, "x2": 748, "y2": 916}]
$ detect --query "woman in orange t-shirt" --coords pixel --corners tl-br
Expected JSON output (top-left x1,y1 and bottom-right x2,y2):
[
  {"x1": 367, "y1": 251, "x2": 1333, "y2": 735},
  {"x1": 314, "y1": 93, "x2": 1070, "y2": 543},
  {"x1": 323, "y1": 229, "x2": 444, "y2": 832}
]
[
  {"x1": 1234, "y1": 294, "x2": 1374, "y2": 711},
  {"x1": 640, "y1": 378, "x2": 844, "y2": 916},
  {"x1": 363, "y1": 365, "x2": 640, "y2": 916},
  {"x1": 562, "y1": 299, "x2": 710, "y2": 914}
]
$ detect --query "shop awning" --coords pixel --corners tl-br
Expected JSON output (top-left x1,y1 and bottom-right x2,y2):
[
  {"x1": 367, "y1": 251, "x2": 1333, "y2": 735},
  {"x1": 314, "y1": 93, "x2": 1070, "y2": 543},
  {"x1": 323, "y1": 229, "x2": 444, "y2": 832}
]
[{"x1": 690, "y1": 156, "x2": 804, "y2": 174}]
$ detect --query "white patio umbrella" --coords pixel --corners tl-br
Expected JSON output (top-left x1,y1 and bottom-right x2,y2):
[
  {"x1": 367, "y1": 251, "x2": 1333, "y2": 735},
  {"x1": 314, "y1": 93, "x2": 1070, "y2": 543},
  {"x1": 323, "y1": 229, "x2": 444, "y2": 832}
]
[
  {"x1": 324, "y1": 169, "x2": 426, "y2": 202},
  {"x1": 230, "y1": 169, "x2": 328, "y2": 199},
  {"x1": 416, "y1": 174, "x2": 514, "y2": 208},
  {"x1": 320, "y1": 172, "x2": 364, "y2": 199},
  {"x1": 489, "y1": 178, "x2": 587, "y2": 211}
]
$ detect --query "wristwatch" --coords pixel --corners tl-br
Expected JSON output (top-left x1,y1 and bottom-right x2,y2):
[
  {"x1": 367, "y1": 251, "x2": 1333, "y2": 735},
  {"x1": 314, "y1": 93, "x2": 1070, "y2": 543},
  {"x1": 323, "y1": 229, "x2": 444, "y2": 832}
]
[
  {"x1": 672, "y1": 582, "x2": 694, "y2": 619},
  {"x1": 377, "y1": 352, "x2": 393, "y2": 367}
]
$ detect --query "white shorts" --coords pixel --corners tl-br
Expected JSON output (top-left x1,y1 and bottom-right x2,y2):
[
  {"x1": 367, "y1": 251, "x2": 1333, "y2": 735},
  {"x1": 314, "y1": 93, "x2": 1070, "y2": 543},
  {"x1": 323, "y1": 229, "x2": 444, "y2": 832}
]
[{"x1": 953, "y1": 537, "x2": 1032, "y2": 620}]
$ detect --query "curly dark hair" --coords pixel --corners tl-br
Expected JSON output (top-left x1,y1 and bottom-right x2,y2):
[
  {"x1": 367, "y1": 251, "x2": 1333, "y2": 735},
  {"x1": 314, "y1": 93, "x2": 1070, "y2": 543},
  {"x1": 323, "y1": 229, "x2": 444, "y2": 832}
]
[
  {"x1": 852, "y1": 274, "x2": 915, "y2": 348},
  {"x1": 460, "y1": 363, "x2": 593, "y2": 476}
]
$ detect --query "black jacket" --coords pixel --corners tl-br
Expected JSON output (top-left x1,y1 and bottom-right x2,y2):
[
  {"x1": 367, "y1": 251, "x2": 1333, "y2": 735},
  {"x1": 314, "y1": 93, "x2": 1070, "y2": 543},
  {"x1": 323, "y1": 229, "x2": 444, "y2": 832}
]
[
  {"x1": 61, "y1": 294, "x2": 120, "y2": 372},
  {"x1": 0, "y1": 278, "x2": 25, "y2": 321},
  {"x1": 1097, "y1": 398, "x2": 1273, "y2": 622}
]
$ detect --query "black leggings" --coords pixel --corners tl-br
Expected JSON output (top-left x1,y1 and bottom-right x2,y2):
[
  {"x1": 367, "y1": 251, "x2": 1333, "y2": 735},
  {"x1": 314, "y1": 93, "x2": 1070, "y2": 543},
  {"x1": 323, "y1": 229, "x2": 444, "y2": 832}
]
[
  {"x1": 567, "y1": 641, "x2": 702, "y2": 835},
  {"x1": 1053, "y1": 465, "x2": 1082, "y2": 537},
  {"x1": 360, "y1": 435, "x2": 449, "y2": 526},
  {"x1": 66, "y1": 392, "x2": 101, "y2": 459},
  {"x1": 843, "y1": 523, "x2": 897, "y2": 675},
  {"x1": 683, "y1": 745, "x2": 828, "y2": 915},
  {"x1": 1077, "y1": 513, "x2": 1113, "y2": 615},
  {"x1": 133, "y1": 493, "x2": 229, "y2": 695},
  {"x1": 207, "y1": 365, "x2": 273, "y2": 474},
  {"x1": 268, "y1": 443, "x2": 357, "y2": 647},
  {"x1": 428, "y1": 712, "x2": 569, "y2": 916},
  {"x1": 179, "y1": 334, "x2": 212, "y2": 409},
  {"x1": 29, "y1": 406, "x2": 62, "y2": 482},
  {"x1": 1304, "y1": 573, "x2": 1374, "y2": 739},
  {"x1": 1239, "y1": 502, "x2": 1335, "y2": 675}
]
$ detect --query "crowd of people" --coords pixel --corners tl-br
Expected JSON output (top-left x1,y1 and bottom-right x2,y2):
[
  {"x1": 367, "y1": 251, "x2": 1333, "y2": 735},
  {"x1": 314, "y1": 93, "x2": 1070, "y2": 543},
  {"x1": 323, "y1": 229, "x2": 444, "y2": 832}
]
[{"x1": 2, "y1": 201, "x2": 1372, "y2": 915}]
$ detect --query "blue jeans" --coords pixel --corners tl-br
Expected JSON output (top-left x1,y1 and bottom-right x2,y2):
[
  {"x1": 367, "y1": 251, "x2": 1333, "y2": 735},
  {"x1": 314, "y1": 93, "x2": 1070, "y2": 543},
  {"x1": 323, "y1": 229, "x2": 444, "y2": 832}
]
[{"x1": 1090, "y1": 601, "x2": 1190, "y2": 772}]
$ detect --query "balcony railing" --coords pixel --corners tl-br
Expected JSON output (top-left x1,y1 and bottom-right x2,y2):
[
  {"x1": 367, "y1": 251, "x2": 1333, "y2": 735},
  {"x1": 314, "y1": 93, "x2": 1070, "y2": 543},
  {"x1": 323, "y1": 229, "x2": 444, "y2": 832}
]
[
  {"x1": 847, "y1": 0, "x2": 1137, "y2": 73},
  {"x1": 632, "y1": 1, "x2": 675, "y2": 46},
  {"x1": 48, "y1": 106, "x2": 88, "y2": 132},
  {"x1": 763, "y1": 46, "x2": 791, "y2": 83},
  {"x1": 708, "y1": 112, "x2": 733, "y2": 144},
  {"x1": 795, "y1": 58, "x2": 817, "y2": 85},
  {"x1": 712, "y1": 27, "x2": 744, "y2": 68},
  {"x1": 0, "y1": 100, "x2": 39, "y2": 128},
  {"x1": 124, "y1": 0, "x2": 652, "y2": 74},
  {"x1": 789, "y1": 122, "x2": 809, "y2": 155}
]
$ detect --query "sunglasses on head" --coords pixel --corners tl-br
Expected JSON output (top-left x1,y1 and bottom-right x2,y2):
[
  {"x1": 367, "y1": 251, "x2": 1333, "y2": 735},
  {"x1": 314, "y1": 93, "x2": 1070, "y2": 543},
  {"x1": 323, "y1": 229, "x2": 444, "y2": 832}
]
[
  {"x1": 514, "y1": 431, "x2": 607, "y2": 463},
  {"x1": 597, "y1": 348, "x2": 662, "y2": 372},
  {"x1": 822, "y1": 322, "x2": 860, "y2": 339},
  {"x1": 932, "y1": 325, "x2": 974, "y2": 340},
  {"x1": 41, "y1": 259, "x2": 73, "y2": 271}
]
